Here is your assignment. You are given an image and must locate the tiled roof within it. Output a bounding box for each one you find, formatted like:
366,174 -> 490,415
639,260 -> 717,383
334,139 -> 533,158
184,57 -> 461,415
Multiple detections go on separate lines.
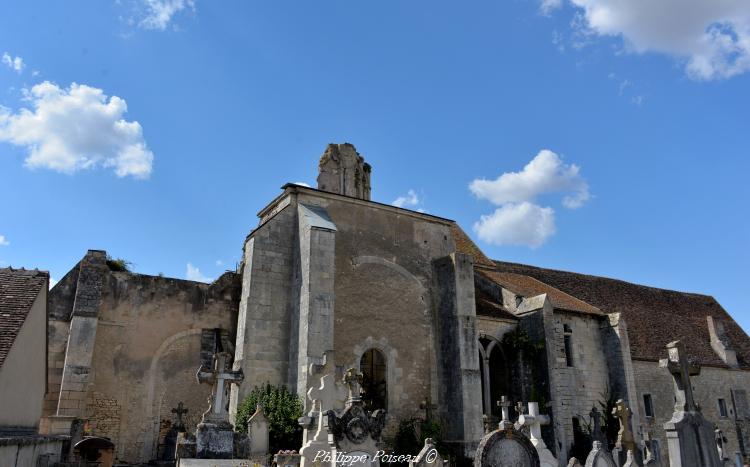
475,287 -> 519,321
493,261 -> 750,369
450,223 -> 495,268
477,269 -> 603,316
0,268 -> 48,369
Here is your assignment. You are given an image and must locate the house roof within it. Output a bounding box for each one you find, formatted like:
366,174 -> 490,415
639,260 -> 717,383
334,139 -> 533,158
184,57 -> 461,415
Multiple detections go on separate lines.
493,261 -> 750,369
0,268 -> 48,369
477,269 -> 603,316
475,287 -> 519,321
450,223 -> 496,268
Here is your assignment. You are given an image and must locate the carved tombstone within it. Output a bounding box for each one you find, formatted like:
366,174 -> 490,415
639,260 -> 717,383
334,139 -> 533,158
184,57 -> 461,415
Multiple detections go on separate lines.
474,420 -> 540,467
568,458 -> 584,467
660,341 -> 722,467
409,438 -> 445,467
611,399 -> 639,465
585,441 -> 617,467
298,358 -> 347,467
326,369 -> 387,467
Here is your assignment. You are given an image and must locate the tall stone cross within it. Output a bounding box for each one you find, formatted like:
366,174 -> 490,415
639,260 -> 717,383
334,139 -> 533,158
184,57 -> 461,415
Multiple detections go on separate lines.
518,402 -> 550,443
196,350 -> 244,423
171,402 -> 188,431
516,401 -> 526,419
497,396 -> 512,422
659,340 -> 701,413
612,399 -> 636,450
420,397 -> 438,421
308,373 -> 348,414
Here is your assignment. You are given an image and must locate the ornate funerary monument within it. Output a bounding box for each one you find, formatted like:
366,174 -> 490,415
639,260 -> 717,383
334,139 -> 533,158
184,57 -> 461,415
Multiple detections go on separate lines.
7,142 -> 750,466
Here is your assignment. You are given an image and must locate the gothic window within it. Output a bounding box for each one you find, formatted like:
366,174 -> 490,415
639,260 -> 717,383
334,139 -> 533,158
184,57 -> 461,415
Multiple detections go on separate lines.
643,394 -> 654,418
719,398 -> 729,417
360,349 -> 387,411
563,324 -> 574,367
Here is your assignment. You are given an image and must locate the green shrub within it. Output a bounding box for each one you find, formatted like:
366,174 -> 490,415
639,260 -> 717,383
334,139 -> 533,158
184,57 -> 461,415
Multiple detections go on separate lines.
235,383 -> 303,454
106,255 -> 132,272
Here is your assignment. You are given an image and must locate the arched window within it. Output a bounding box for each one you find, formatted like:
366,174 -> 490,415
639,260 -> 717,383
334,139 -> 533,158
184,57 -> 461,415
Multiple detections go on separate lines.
360,349 -> 387,411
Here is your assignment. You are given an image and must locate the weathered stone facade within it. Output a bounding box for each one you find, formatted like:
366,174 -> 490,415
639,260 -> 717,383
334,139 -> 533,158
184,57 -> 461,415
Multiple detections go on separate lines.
11,142 -> 748,466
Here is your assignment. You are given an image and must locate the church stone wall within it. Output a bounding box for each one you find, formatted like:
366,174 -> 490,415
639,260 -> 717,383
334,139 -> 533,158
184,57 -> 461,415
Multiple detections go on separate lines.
296,191 -> 458,439
633,360 -> 750,464
45,262 -> 240,464
547,311 -> 611,460
230,203 -> 298,421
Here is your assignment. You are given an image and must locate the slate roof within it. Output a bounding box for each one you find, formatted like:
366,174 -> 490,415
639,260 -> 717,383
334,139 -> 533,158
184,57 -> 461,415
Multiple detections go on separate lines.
478,269 -> 603,316
0,268 -> 48,369
493,261 -> 750,369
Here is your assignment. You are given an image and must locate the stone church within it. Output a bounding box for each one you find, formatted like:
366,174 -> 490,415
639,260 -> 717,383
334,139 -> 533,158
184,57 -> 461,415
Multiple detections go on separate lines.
16,143 -> 750,465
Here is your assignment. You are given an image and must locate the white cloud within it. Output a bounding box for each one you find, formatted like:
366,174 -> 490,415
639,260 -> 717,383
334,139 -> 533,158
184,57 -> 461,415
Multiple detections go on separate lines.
392,189 -> 421,208
474,202 -> 556,248
470,150 -> 589,248
49,277 -> 58,289
469,149 -> 589,209
139,0 -> 195,30
186,262 -> 212,283
541,0 -> 563,16
293,182 -> 310,187
215,259 -> 224,267
0,235 -> 9,246
2,52 -> 24,73
0,81 -> 153,178
551,0 -> 750,80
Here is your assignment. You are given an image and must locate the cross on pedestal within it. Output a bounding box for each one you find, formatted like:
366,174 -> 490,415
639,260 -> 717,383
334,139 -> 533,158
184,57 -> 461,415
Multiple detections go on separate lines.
196,350 -> 244,423
497,396 -> 511,422
659,340 -> 701,413
420,397 -> 438,421
171,401 -> 188,431
612,399 -> 636,450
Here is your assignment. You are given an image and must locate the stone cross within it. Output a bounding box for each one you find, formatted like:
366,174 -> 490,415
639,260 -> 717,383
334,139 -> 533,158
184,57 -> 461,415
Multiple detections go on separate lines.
518,402 -> 550,443
171,402 -> 188,431
516,401 -> 526,420
589,406 -> 605,444
420,397 -> 438,421
497,396 -> 511,422
659,340 -> 701,413
612,399 -> 636,450
196,350 -> 244,423
715,425 -> 728,460
343,367 -> 363,406
307,373 -> 347,414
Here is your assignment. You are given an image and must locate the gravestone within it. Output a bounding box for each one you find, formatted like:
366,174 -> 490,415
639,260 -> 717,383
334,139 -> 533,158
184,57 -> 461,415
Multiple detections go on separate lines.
162,402 -> 189,461
660,340 -> 722,467
568,458 -> 583,467
584,441 -> 616,467
611,399 -> 639,466
248,405 -> 270,465
409,438 -> 445,467
474,420 -> 540,467
194,348 -> 244,459
326,369 -> 387,467
642,430 -> 662,467
298,367 -> 347,467
518,402 -> 557,467
589,407 -> 606,446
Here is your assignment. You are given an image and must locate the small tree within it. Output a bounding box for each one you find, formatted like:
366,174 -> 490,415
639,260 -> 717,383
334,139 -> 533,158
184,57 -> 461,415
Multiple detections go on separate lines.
106,255 -> 132,272
235,383 -> 303,454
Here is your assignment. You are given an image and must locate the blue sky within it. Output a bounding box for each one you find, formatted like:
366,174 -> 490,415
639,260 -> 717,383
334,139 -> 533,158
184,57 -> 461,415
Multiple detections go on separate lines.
1,1 -> 749,331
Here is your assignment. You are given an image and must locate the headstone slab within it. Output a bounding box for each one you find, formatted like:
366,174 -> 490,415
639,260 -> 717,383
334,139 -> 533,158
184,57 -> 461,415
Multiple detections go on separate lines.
410,438 -> 445,467
585,441 -> 617,467
474,422 -> 540,467
568,458 -> 583,467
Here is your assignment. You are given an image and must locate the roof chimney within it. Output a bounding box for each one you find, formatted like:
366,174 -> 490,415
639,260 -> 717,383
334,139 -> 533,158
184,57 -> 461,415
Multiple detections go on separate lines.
317,143 -> 371,200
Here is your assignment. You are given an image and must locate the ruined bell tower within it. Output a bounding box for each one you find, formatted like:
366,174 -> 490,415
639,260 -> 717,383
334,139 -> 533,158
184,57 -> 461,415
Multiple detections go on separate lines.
316,143 -> 372,200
